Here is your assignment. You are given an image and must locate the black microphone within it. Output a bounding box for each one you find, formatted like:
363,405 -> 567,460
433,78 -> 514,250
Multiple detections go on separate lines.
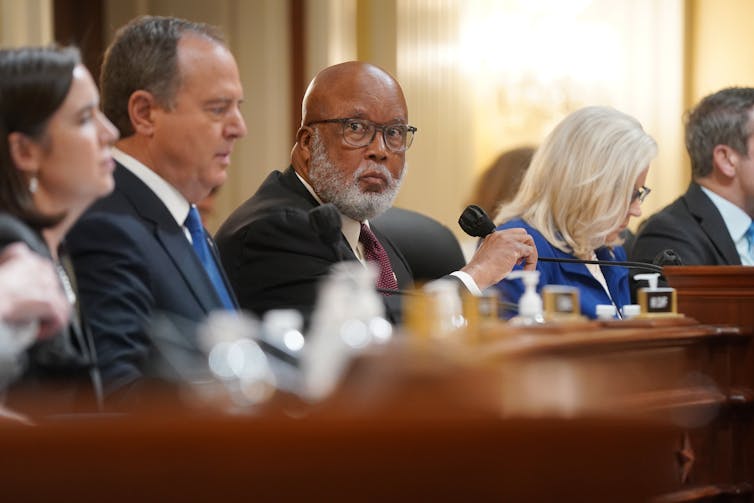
309,203 -> 345,261
459,204 -> 496,237
653,249 -> 683,266
458,204 -> 664,274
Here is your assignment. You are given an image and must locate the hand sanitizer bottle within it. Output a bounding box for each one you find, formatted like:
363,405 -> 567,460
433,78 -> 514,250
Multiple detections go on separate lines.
506,270 -> 545,326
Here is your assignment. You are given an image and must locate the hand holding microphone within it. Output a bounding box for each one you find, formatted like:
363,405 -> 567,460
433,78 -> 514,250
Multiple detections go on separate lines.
458,205 -> 538,290
458,204 -> 670,275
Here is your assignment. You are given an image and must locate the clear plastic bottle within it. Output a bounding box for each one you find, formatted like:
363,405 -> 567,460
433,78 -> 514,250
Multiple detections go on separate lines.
506,270 -> 545,326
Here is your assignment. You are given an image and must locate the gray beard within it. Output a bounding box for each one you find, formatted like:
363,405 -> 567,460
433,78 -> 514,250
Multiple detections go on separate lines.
307,131 -> 404,222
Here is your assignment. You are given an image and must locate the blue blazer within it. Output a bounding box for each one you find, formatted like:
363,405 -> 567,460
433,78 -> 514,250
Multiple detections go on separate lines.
67,164 -> 236,398
494,218 -> 631,319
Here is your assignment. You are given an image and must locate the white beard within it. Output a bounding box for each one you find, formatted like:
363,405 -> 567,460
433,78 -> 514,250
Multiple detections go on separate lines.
307,131 -> 405,222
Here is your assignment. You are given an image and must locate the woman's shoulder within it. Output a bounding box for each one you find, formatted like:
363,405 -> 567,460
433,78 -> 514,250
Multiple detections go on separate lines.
496,218 -> 554,251
496,217 -> 533,232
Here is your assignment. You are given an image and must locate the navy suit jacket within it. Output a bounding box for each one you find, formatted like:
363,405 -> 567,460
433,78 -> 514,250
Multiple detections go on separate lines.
630,182 -> 741,265
66,163 -> 235,397
215,166 -> 413,324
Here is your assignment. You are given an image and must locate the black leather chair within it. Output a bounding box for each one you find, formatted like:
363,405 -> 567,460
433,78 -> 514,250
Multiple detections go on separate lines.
371,207 -> 466,282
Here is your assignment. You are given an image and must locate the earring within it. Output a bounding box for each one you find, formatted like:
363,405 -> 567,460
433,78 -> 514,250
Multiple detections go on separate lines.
29,176 -> 38,194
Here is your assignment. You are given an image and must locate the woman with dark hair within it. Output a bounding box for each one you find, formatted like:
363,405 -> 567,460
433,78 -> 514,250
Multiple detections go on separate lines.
0,46 -> 118,414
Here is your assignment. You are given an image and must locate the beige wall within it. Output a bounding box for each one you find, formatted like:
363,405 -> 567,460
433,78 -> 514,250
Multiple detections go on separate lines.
0,0 -> 51,46
688,0 -> 754,105
3,0 -> 754,236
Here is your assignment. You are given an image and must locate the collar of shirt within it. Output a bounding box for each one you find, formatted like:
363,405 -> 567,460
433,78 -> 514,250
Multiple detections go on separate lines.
293,171 -> 482,295
294,170 -> 364,260
585,251 -> 614,303
113,148 -> 191,229
700,186 -> 753,262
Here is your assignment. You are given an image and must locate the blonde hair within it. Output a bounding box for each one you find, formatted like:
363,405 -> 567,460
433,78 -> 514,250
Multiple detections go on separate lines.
494,106 -> 657,259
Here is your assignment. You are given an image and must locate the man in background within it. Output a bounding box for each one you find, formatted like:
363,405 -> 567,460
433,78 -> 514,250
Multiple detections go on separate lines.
631,87 -> 754,265
216,61 -> 536,322
67,16 -> 246,399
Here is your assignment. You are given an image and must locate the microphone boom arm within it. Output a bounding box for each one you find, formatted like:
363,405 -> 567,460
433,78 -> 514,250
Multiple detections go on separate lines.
538,257 -> 664,274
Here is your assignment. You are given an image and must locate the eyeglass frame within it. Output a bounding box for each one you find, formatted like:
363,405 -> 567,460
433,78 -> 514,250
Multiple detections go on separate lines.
631,185 -> 651,203
306,117 -> 417,152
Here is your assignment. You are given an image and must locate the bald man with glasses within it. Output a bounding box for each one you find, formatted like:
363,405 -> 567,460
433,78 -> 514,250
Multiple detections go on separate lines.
216,61 -> 536,323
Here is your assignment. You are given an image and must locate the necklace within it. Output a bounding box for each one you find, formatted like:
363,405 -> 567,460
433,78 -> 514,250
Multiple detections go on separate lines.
55,262 -> 77,306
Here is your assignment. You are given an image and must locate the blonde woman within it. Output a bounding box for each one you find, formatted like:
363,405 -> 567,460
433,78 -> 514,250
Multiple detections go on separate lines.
493,106 -> 657,319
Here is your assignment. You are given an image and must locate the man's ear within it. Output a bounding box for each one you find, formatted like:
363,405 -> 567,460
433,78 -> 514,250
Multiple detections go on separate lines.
127,90 -> 158,136
296,126 -> 314,158
294,126 -> 314,175
712,144 -> 738,178
7,131 -> 41,175
296,126 -> 313,154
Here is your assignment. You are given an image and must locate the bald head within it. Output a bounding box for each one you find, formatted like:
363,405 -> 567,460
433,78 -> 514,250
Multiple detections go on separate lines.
292,61 -> 411,222
301,61 -> 407,126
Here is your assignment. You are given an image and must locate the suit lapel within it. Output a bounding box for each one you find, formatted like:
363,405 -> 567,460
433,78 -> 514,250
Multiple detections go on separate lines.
281,166 -> 359,264
114,165 -> 224,312
686,183 -> 741,264
280,166 -> 321,207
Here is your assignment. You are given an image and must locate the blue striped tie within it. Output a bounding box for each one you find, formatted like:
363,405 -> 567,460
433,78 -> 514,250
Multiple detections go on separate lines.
185,205 -> 235,310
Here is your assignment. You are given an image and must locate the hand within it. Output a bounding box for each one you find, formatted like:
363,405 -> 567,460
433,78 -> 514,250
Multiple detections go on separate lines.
0,243 -> 71,339
460,228 -> 537,290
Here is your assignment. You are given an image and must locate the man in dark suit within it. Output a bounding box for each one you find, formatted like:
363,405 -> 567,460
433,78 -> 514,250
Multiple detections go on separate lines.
631,87 -> 754,265
216,61 -> 537,323
66,17 -> 246,398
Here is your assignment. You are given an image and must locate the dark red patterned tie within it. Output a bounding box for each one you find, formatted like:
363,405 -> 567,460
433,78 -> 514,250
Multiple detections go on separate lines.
359,223 -> 398,291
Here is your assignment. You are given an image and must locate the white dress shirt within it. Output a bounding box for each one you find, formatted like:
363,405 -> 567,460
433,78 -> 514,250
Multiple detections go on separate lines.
113,148 -> 195,243
294,171 -> 481,294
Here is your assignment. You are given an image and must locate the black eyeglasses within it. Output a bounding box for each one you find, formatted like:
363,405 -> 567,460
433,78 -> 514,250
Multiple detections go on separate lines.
307,117 -> 417,152
631,185 -> 651,203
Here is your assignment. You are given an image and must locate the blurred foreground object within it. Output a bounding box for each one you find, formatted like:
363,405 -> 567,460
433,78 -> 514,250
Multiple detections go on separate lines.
2,315 -> 748,501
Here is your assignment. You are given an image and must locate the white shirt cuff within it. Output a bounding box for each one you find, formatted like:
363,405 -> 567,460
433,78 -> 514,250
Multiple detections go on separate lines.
449,270 -> 482,296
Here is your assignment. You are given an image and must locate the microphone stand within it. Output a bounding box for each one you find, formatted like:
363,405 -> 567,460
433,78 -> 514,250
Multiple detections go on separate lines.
538,257 -> 664,274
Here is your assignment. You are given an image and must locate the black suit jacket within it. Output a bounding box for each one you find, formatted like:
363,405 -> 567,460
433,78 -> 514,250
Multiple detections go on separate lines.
215,167 -> 413,323
0,214 -> 101,412
630,182 -> 741,265
66,163 -> 234,397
